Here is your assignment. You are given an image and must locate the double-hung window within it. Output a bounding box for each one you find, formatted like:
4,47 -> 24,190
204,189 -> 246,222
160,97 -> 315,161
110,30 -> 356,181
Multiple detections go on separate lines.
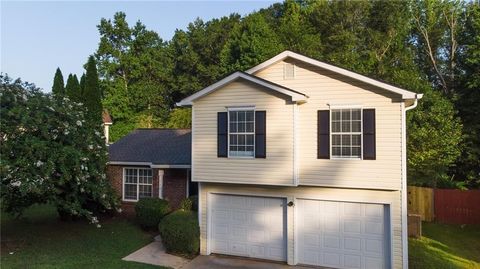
228,109 -> 255,157
123,168 -> 153,201
331,108 -> 362,158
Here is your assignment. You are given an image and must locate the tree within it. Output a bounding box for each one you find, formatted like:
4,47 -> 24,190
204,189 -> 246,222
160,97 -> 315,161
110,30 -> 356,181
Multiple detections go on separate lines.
0,74 -> 119,221
84,56 -> 102,123
166,108 -> 191,129
65,74 -> 82,103
79,73 -> 86,94
96,12 -> 172,140
407,87 -> 463,187
52,68 -> 65,96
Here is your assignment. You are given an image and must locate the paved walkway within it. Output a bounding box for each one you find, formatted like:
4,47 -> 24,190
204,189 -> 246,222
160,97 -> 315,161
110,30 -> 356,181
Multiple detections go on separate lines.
122,235 -> 190,269
182,255 -> 314,269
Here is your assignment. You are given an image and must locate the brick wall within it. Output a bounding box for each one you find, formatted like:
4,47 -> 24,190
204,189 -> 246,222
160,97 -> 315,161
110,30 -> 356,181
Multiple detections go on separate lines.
106,165 -> 188,212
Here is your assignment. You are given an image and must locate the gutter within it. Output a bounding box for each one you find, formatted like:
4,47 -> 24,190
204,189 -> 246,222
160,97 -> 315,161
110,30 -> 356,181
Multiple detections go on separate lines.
401,93 -> 422,269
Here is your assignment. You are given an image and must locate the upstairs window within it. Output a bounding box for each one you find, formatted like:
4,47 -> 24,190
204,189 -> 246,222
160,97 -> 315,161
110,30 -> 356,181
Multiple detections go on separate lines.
228,110 -> 255,157
331,108 -> 362,158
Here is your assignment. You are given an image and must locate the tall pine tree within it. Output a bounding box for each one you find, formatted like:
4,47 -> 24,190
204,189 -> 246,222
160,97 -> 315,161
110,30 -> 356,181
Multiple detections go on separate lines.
52,68 -> 65,96
79,73 -> 86,98
84,56 -> 102,123
65,74 -> 81,102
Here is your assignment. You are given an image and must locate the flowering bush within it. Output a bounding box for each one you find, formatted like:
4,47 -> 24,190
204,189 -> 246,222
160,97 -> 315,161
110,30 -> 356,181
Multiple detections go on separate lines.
0,75 -> 119,222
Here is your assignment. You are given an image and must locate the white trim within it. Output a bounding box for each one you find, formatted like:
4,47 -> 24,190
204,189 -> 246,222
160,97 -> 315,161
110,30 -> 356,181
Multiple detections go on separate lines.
150,164 -> 191,169
401,102 -> 408,269
293,103 -> 299,185
176,71 -> 307,106
110,161 -> 152,166
158,169 -> 164,199
191,179 -> 298,187
108,161 -> 190,169
246,50 -> 421,100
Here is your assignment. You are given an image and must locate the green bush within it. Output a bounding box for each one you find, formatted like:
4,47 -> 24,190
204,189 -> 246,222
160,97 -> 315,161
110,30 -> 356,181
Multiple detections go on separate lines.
158,210 -> 199,255
180,197 -> 193,211
135,198 -> 170,229
189,195 -> 198,211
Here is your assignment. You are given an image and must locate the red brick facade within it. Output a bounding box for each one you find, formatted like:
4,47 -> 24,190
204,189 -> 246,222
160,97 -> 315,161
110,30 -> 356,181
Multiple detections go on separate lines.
106,165 -> 189,213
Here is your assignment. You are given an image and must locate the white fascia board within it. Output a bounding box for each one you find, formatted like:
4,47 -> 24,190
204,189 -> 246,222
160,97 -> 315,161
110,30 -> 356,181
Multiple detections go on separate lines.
176,71 -> 307,107
246,51 -> 420,100
108,161 -> 190,169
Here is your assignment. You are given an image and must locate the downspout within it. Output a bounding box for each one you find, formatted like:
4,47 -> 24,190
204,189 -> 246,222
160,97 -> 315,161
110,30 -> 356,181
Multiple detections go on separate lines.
401,93 -> 422,269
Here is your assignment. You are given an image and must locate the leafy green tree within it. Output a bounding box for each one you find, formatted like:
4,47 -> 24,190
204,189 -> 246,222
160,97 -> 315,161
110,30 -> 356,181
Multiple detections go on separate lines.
166,108 -> 191,129
84,56 -> 102,123
220,12 -> 284,73
454,2 -> 480,187
96,12 -> 172,140
0,74 -> 119,221
407,87 -> 463,187
52,68 -> 65,96
79,73 -> 86,94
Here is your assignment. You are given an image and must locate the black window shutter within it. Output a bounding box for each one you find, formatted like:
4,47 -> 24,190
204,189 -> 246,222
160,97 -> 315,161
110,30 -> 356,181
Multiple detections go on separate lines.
363,109 -> 376,160
317,110 -> 330,159
217,112 -> 228,157
255,111 -> 266,158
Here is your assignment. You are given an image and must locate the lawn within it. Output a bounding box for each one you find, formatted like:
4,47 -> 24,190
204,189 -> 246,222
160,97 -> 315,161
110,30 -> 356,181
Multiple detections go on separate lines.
409,222 -> 480,269
1,204 -> 167,269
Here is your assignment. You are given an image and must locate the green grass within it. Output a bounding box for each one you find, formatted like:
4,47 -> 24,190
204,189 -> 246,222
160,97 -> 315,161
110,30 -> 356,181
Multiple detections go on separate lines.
409,222 -> 480,269
1,204 -> 167,269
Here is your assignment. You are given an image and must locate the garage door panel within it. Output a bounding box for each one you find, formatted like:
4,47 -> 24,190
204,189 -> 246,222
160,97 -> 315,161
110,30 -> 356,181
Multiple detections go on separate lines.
298,199 -> 390,269
211,194 -> 287,261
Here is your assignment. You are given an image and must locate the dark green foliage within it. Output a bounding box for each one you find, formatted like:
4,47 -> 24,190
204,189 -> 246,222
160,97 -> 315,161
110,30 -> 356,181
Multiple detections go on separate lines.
188,195 -> 198,212
135,198 -> 171,229
52,67 -> 64,96
179,197 -> 193,211
84,56 -> 102,123
0,74 -> 119,220
65,74 -> 82,103
158,210 -> 199,255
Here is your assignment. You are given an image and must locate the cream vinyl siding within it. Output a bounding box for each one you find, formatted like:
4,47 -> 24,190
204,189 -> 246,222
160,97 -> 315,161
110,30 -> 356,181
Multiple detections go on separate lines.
254,60 -> 403,190
192,80 -> 295,185
199,183 -> 404,269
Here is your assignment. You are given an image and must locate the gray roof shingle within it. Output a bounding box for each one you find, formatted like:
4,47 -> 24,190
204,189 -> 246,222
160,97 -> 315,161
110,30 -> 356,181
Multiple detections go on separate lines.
108,129 -> 191,165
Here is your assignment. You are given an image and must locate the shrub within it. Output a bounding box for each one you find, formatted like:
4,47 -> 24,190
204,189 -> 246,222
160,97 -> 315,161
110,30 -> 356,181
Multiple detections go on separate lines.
158,210 -> 199,255
180,197 -> 193,211
135,198 -> 170,229
189,195 -> 198,211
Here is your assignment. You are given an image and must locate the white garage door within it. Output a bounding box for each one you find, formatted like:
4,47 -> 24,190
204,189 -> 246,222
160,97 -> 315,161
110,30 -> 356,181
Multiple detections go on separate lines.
298,199 -> 390,269
210,194 -> 287,261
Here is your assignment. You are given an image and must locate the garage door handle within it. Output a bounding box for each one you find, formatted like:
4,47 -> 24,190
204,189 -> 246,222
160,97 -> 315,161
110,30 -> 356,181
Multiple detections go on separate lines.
288,201 -> 294,207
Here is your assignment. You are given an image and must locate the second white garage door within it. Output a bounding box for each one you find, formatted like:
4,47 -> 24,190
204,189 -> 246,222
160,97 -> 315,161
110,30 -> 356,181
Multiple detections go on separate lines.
297,199 -> 390,269
210,194 -> 287,261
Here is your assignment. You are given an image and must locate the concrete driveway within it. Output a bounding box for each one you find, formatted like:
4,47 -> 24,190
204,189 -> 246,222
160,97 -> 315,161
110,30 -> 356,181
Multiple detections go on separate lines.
181,255 -> 315,269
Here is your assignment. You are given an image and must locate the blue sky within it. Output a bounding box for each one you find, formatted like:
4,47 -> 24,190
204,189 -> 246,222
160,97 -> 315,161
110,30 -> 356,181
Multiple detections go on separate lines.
1,1 -> 277,91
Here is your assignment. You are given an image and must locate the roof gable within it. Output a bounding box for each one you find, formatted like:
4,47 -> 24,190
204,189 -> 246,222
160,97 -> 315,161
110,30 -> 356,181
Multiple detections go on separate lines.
246,51 -> 422,100
176,71 -> 307,106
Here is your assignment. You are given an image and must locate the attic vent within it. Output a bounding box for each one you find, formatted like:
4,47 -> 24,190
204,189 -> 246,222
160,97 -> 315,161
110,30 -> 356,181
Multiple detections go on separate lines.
284,63 -> 295,79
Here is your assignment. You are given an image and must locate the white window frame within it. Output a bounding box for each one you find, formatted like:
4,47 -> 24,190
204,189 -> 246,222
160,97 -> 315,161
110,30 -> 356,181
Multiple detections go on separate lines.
329,107 -> 363,160
122,167 -> 153,202
227,106 -> 255,158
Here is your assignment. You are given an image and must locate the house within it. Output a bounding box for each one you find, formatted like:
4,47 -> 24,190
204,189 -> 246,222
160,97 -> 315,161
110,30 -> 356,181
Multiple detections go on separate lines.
177,51 -> 422,269
102,110 -> 113,144
106,128 -> 197,212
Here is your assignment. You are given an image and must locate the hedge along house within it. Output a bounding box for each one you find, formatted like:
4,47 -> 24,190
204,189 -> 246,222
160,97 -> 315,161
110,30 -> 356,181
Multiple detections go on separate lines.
107,129 -> 197,212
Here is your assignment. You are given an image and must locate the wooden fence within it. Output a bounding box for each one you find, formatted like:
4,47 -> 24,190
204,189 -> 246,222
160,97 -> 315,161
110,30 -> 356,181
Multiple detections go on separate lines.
408,186 -> 480,224
407,186 -> 434,221
434,189 -> 480,224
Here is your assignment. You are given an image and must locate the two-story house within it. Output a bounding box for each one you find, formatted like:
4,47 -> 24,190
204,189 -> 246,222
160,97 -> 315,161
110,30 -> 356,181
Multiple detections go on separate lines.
177,51 -> 422,269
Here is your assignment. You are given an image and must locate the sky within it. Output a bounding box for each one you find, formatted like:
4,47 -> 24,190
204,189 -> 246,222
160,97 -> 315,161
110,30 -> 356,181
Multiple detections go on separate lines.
1,1 -> 278,92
